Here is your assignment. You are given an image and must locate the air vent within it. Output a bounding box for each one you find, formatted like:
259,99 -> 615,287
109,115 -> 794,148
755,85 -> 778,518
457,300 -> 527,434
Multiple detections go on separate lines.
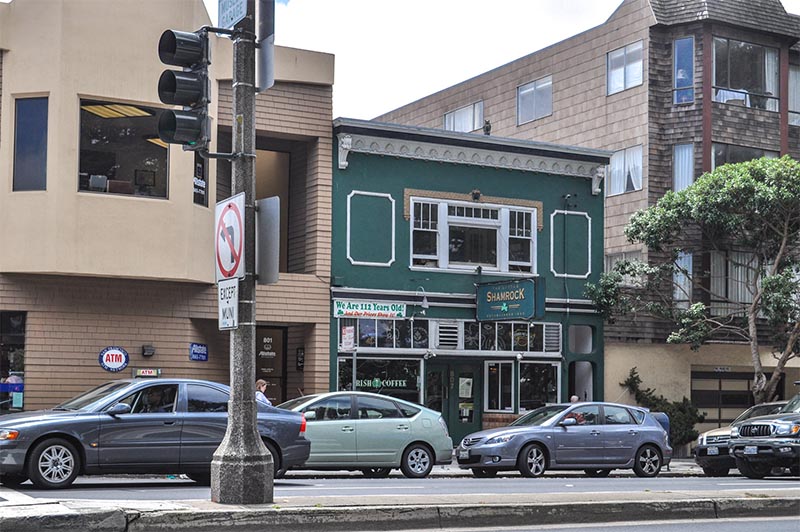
436,321 -> 460,349
544,323 -> 561,352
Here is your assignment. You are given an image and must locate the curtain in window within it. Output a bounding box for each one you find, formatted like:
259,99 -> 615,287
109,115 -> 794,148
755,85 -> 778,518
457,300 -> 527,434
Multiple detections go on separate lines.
625,145 -> 642,191
608,150 -> 625,195
673,144 -> 694,191
790,66 -> 800,124
626,41 -> 643,88
673,252 -> 692,309
710,251 -> 727,315
765,48 -> 779,112
608,48 -> 625,94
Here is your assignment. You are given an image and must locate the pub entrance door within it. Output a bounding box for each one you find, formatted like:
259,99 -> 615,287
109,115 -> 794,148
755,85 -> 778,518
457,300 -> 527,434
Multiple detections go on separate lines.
425,360 -> 482,445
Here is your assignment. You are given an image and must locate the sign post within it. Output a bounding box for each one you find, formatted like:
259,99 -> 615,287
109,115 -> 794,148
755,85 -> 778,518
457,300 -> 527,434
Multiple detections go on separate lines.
211,0 -> 273,505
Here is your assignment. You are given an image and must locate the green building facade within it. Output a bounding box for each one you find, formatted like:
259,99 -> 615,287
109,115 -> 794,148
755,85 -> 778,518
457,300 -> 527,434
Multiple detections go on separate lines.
331,119 -> 610,443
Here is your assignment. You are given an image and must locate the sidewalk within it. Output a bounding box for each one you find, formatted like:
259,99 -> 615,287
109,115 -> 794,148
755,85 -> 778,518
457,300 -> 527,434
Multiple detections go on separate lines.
2,460 -> 797,532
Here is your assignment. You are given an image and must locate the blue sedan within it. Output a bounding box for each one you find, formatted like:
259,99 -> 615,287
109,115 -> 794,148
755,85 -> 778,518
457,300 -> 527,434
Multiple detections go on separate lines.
0,379 -> 309,489
456,402 -> 671,478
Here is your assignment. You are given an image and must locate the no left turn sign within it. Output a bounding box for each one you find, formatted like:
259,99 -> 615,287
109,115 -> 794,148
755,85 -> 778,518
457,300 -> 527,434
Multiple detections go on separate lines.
215,192 -> 245,282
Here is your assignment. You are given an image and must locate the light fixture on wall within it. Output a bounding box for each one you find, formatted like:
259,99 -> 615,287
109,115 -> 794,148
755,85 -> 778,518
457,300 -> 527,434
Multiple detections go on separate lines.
416,286 -> 429,311
142,345 -> 156,357
471,189 -> 481,201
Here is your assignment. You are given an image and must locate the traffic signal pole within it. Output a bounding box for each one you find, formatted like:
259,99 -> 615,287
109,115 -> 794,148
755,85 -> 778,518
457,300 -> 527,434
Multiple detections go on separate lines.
210,2 -> 273,504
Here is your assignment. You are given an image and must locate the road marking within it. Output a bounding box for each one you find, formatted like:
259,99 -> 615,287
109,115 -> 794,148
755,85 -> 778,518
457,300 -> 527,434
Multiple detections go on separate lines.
277,486 -> 429,491
0,487 -> 43,505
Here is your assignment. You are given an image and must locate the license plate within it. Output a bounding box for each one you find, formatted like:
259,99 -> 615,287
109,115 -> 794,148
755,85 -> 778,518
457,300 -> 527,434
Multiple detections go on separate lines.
744,445 -> 758,455
707,446 -> 719,456
458,449 -> 470,460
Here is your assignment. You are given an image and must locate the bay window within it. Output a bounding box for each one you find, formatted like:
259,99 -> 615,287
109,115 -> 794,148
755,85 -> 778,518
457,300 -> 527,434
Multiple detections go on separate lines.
411,198 -> 536,274
713,37 -> 778,111
673,252 -> 693,310
673,37 -> 695,104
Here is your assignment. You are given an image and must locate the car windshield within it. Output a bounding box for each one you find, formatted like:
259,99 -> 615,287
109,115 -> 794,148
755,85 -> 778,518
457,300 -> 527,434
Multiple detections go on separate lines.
54,381 -> 131,411
778,394 -> 800,414
733,403 -> 783,424
510,405 -> 567,426
277,395 -> 320,410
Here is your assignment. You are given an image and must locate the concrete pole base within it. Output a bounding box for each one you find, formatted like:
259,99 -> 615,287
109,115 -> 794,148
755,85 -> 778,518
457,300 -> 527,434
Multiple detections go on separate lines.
211,447 -> 274,504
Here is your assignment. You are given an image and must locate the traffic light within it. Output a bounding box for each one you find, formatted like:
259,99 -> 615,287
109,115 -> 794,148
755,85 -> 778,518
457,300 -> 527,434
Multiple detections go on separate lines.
157,29 -> 210,150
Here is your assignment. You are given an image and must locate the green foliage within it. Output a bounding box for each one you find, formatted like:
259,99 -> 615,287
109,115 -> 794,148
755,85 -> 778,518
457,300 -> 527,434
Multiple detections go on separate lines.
620,368 -> 704,447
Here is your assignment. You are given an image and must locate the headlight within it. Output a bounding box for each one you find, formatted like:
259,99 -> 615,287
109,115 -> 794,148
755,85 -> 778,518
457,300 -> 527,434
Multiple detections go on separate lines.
697,434 -> 704,446
774,423 -> 800,436
485,434 -> 515,445
730,426 -> 740,438
0,429 -> 19,440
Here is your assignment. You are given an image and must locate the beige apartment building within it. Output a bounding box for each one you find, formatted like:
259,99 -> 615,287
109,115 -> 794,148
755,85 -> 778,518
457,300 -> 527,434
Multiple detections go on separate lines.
377,0 -> 800,432
0,0 -> 334,412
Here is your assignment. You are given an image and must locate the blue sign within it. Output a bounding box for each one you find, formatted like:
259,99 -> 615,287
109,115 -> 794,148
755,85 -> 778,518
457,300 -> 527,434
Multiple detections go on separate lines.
98,347 -> 130,372
476,279 -> 544,321
190,343 -> 209,362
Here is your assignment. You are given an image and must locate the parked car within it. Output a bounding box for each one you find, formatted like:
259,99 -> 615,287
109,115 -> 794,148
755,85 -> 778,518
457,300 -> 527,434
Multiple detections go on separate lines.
693,401 -> 787,477
277,391 -> 452,478
728,393 -> 800,479
456,402 -> 672,478
0,379 -> 310,489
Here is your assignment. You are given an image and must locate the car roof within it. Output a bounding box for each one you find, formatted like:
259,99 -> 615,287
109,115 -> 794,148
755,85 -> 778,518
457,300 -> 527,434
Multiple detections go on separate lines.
288,390 -> 437,412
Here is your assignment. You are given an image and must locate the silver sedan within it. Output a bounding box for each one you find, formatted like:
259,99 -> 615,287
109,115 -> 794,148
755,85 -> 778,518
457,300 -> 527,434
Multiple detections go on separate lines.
456,402 -> 671,478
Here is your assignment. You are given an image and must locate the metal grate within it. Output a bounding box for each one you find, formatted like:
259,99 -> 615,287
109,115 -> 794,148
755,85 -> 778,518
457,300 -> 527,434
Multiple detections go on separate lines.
706,435 -> 730,444
544,323 -> 561,352
740,424 -> 772,437
436,321 -> 460,349
461,437 -> 483,448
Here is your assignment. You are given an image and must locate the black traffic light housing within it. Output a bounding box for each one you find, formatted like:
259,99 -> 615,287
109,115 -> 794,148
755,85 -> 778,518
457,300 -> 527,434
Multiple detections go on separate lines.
157,29 -> 210,151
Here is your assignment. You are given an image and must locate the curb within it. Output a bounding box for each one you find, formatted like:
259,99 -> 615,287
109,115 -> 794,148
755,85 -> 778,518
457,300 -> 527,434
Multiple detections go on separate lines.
3,497 -> 798,532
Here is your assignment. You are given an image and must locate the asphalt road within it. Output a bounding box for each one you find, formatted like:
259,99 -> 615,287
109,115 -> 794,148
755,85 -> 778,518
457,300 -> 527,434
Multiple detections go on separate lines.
7,474 -> 800,502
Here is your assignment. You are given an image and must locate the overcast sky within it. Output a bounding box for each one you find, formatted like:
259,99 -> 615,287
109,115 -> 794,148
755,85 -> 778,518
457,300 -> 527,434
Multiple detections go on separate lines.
202,0 -> 800,120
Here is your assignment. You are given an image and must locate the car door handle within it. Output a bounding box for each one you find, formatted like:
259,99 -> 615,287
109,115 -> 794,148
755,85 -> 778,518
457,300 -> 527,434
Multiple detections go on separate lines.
590,430 -> 600,436
396,424 -> 409,431
341,426 -> 354,432
628,429 -> 638,435
163,420 -> 176,426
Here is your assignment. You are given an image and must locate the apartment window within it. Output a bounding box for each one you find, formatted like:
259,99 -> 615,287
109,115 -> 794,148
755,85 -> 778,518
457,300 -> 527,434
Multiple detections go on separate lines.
13,97 -> 48,191
517,76 -> 553,124
605,250 -> 643,286
790,65 -> 800,126
712,143 -> 778,169
673,252 -> 692,310
79,99 -> 168,198
444,101 -> 483,132
518,362 -> 559,411
607,145 -> 642,196
607,41 -> 643,95
411,199 -> 536,274
673,144 -> 694,191
673,37 -> 695,104
486,361 -> 513,411
713,37 -> 778,111
710,251 -> 757,316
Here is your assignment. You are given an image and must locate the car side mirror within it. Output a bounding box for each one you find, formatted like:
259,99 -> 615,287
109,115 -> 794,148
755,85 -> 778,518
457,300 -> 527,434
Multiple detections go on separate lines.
560,417 -> 577,427
303,410 -> 317,421
107,403 -> 131,417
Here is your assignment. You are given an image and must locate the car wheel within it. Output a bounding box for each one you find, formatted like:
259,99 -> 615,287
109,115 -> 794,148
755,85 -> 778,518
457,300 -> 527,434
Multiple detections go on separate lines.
633,445 -> 662,478
400,443 -> 433,478
790,466 -> 800,477
471,468 -> 498,478
735,458 -> 769,479
187,473 -> 211,486
584,469 -> 611,478
0,474 -> 28,487
27,438 -> 80,489
263,441 -> 286,479
361,468 -> 392,478
517,443 -> 547,478
701,466 -> 730,477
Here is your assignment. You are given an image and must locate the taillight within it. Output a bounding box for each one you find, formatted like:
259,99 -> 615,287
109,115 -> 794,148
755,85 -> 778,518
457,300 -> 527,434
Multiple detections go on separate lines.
300,413 -> 306,434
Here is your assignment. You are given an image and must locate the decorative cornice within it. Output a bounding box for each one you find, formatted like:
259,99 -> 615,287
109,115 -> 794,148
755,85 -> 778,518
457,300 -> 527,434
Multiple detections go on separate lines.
337,132 -> 606,185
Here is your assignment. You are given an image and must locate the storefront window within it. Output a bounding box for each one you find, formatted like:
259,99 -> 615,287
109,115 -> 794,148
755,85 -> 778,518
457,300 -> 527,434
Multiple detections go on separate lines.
486,361 -> 513,411
0,312 -> 26,412
338,358 -> 421,404
519,363 -> 559,411
341,318 -> 429,350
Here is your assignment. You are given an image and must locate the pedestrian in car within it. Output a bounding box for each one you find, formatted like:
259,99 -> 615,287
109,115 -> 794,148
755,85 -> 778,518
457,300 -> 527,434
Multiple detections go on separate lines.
570,395 -> 580,403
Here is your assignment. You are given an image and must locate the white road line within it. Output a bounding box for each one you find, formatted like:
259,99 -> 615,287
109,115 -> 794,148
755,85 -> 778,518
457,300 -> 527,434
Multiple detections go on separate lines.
0,487 -> 45,505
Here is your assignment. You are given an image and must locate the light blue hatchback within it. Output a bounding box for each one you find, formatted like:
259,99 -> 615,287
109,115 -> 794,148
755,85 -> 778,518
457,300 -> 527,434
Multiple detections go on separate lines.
456,402 -> 671,478
279,391 -> 452,478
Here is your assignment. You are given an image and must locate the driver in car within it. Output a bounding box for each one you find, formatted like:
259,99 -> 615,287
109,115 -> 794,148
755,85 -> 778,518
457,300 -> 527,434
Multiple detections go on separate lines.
142,387 -> 170,413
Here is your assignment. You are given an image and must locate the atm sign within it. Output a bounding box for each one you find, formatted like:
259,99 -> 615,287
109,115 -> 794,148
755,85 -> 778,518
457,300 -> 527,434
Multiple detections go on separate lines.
98,346 -> 130,373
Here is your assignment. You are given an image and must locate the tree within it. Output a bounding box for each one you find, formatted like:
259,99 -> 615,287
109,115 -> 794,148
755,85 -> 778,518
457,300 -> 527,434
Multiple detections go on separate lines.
586,156 -> 800,404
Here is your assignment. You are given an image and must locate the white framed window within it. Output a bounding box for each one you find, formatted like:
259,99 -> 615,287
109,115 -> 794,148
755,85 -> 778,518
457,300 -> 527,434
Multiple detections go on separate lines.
519,362 -> 560,411
410,198 -> 537,274
607,41 -> 643,95
673,143 -> 694,191
444,101 -> 483,132
710,251 -> 757,316
485,361 -> 513,412
605,250 -> 643,286
673,37 -> 695,104
517,76 -> 553,124
673,252 -> 693,309
607,145 -> 642,196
